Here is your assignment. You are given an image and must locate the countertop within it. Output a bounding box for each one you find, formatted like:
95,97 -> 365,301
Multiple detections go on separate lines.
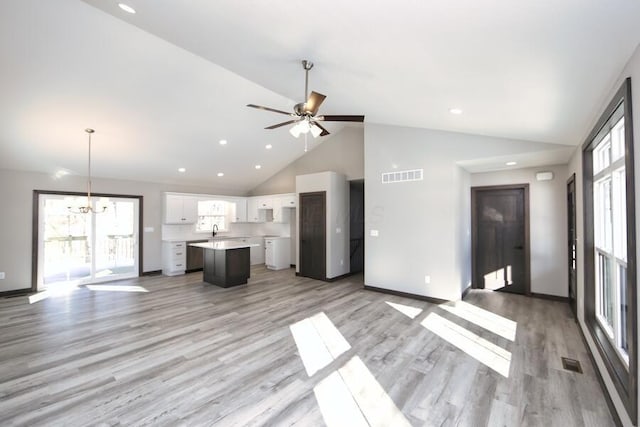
189,241 -> 260,250
163,235 -> 287,243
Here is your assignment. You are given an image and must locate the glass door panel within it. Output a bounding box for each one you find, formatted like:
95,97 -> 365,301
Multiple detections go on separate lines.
38,193 -> 139,290
42,195 -> 92,289
94,198 -> 139,281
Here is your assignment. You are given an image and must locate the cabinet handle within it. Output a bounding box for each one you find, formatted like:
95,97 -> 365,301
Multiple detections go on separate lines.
175,244 -> 183,247
176,264 -> 183,267
176,252 -> 183,255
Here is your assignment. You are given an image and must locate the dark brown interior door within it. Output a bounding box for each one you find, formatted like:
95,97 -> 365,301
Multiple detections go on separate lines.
567,174 -> 577,318
300,192 -> 326,280
472,185 -> 529,295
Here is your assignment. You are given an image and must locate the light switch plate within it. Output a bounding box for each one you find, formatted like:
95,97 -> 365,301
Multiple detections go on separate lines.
370,230 -> 379,237
336,227 -> 341,234
0,272 -> 5,280
144,227 -> 154,232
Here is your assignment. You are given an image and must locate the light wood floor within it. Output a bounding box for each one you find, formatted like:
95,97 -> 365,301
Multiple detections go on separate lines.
0,267 -> 614,426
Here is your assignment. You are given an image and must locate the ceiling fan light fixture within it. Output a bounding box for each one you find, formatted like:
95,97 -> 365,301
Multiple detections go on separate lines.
310,123 -> 322,138
289,123 -> 302,138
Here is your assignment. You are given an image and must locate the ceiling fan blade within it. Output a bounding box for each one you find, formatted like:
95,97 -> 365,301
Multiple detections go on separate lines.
304,91 -> 326,115
265,119 -> 299,130
247,104 -> 293,116
317,115 -> 365,122
312,122 -> 330,137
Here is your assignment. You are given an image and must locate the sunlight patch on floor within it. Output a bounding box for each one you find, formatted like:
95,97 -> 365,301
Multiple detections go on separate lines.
314,356 -> 412,427
85,285 -> 149,293
314,370 -> 369,427
385,301 -> 423,319
439,300 -> 517,341
28,291 -> 50,304
422,312 -> 511,377
289,312 -> 351,376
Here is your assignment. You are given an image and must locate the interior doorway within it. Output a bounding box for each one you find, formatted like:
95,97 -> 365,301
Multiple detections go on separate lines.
471,184 -> 530,295
350,180 -> 364,274
567,174 -> 577,318
299,191 -> 326,280
33,191 -> 142,292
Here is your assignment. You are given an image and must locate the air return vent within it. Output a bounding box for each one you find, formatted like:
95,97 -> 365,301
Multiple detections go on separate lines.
382,169 -> 423,184
561,357 -> 583,373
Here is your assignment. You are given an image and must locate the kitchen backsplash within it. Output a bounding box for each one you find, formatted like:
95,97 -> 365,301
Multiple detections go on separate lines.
162,221 -> 291,241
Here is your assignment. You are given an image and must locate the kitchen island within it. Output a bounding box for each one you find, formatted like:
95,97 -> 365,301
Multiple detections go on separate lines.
189,241 -> 259,287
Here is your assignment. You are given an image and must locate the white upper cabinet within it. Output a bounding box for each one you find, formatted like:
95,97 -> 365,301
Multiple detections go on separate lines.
229,198 -> 247,223
256,197 -> 273,210
164,193 -> 198,224
280,193 -> 297,208
247,197 -> 265,223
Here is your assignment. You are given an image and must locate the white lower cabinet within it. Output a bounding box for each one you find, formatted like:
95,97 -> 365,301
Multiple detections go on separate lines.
238,237 -> 264,265
162,241 -> 187,276
265,237 -> 291,270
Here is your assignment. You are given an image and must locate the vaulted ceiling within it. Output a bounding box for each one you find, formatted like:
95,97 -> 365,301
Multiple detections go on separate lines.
1,0 -> 640,191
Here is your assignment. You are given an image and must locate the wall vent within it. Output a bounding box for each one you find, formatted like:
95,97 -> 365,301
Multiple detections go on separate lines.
382,169 -> 423,184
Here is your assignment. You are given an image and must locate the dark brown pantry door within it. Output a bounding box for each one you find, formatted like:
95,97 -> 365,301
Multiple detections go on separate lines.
567,174 -> 577,318
472,185 -> 530,295
299,192 -> 326,280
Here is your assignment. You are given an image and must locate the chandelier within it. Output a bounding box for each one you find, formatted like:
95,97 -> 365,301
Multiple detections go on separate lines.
67,128 -> 108,214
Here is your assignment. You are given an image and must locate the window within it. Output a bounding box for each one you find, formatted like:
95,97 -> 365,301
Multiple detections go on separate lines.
196,200 -> 228,232
583,78 -> 636,420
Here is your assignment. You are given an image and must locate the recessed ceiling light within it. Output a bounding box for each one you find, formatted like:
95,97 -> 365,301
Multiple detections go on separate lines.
54,170 -> 69,178
178,167 -> 186,173
265,144 -> 272,149
217,172 -> 224,177
118,3 -> 136,14
219,139 -> 228,145
449,108 -> 463,115
255,165 -> 261,169
506,161 -> 517,166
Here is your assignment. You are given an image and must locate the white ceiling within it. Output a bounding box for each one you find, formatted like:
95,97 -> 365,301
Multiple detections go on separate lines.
2,0 -> 640,191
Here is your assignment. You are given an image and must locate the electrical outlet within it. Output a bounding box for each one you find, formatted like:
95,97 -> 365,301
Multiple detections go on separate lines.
424,275 -> 430,284
0,272 -> 5,280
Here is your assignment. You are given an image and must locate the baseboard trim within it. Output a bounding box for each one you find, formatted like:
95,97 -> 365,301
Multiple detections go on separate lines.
577,322 -> 623,427
294,272 -> 354,282
0,288 -> 32,298
141,270 -> 162,277
530,292 -> 570,303
363,285 -> 449,304
461,285 -> 472,300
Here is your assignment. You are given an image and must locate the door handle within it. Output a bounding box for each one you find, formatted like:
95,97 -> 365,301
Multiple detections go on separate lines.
513,245 -> 523,250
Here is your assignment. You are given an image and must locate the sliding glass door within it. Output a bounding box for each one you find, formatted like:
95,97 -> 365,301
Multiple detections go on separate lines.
37,193 -> 140,291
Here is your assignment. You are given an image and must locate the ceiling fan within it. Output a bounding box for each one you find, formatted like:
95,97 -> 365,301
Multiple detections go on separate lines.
247,60 -> 364,138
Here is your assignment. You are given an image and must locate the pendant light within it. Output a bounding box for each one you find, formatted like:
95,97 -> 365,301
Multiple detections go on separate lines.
67,128 -> 107,214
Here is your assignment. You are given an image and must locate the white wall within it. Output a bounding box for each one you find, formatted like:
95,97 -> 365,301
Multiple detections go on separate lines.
0,168 -> 241,292
471,164 -> 569,297
364,122 -> 574,301
567,42 -> 640,427
251,126 -> 363,196
455,166 -> 472,294
295,171 -> 350,279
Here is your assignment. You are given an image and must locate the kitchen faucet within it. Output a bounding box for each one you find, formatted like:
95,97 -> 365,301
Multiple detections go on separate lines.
212,224 -> 218,238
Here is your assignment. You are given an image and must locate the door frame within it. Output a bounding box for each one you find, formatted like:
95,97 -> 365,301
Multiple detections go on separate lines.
471,184 -> 531,295
299,191 -> 326,280
567,173 -> 577,318
32,190 -> 144,293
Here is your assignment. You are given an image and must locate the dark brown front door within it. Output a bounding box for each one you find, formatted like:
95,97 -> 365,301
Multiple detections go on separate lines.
567,174 -> 577,318
300,192 -> 326,280
472,185 -> 530,295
